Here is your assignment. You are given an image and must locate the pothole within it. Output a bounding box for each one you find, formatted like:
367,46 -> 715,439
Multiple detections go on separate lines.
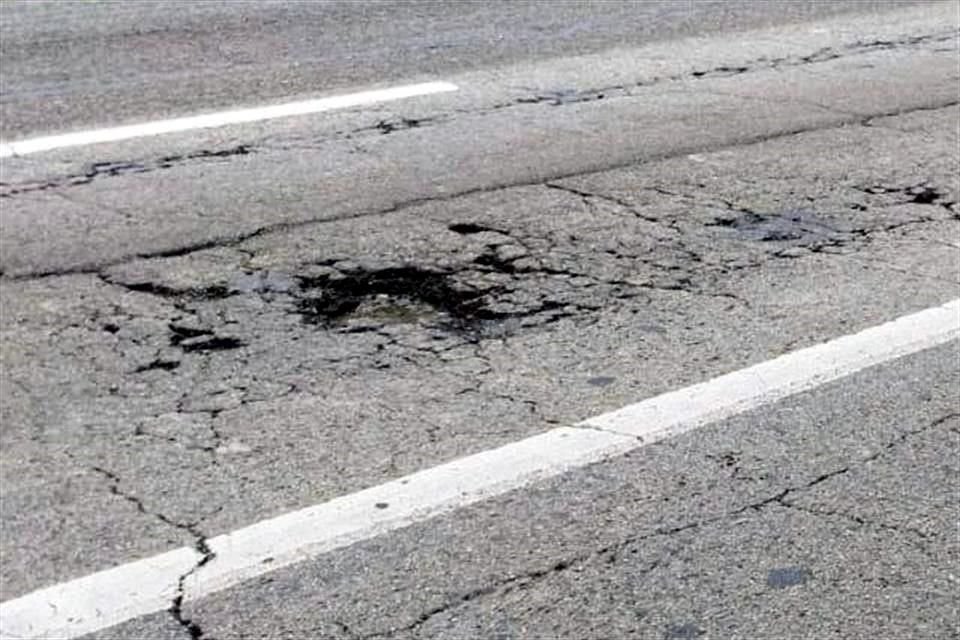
295,265 -> 495,332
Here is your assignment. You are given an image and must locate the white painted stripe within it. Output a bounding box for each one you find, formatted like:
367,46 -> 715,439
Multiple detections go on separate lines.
0,82 -> 458,158
0,549 -> 200,640
581,299 -> 960,438
2,299 -> 958,640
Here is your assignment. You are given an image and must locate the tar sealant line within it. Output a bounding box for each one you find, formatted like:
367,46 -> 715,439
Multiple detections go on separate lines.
1,298 -> 958,640
0,82 -> 459,158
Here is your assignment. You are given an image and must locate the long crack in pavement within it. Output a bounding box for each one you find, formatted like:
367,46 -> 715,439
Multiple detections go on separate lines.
0,28 -> 954,206
355,411 -> 958,640
88,465 -> 218,639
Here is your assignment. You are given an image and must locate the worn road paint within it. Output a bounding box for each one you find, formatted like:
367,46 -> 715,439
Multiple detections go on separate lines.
0,82 -> 459,158
1,298 -> 957,640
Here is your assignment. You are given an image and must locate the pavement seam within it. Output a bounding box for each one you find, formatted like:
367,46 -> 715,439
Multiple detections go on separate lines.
3,31 -> 954,200
2,98 -> 957,283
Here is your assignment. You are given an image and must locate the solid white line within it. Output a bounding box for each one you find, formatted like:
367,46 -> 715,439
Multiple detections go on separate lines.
1,299 -> 958,640
580,298 -> 960,438
0,82 -> 459,158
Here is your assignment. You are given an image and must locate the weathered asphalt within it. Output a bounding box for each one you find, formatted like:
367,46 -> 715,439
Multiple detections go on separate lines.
91,339 -> 960,640
0,3 -> 958,639
0,0 -> 922,138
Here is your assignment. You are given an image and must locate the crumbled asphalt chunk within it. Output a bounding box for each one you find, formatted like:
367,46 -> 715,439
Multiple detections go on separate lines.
855,183 -> 957,211
169,324 -> 214,344
169,324 -> 245,353
448,222 -> 505,235
177,336 -> 246,353
133,359 -> 181,373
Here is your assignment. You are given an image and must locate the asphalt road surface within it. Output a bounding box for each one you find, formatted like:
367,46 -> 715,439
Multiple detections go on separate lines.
1,2 -> 958,639
0,0 -> 924,138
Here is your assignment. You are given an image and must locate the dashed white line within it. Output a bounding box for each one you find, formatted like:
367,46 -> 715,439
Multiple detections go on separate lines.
1,298 -> 958,640
0,81 -> 459,158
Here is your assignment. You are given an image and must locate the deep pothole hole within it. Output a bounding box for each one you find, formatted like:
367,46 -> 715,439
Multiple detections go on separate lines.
295,265 -> 494,331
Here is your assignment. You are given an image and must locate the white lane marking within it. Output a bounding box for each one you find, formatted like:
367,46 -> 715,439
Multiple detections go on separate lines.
0,550 -> 199,640
581,299 -> 960,438
1,299 -> 958,640
0,82 -> 459,158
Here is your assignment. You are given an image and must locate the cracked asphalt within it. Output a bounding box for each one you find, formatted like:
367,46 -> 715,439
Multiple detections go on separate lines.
0,0 -> 923,139
84,341 -> 960,640
1,3 -> 958,639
